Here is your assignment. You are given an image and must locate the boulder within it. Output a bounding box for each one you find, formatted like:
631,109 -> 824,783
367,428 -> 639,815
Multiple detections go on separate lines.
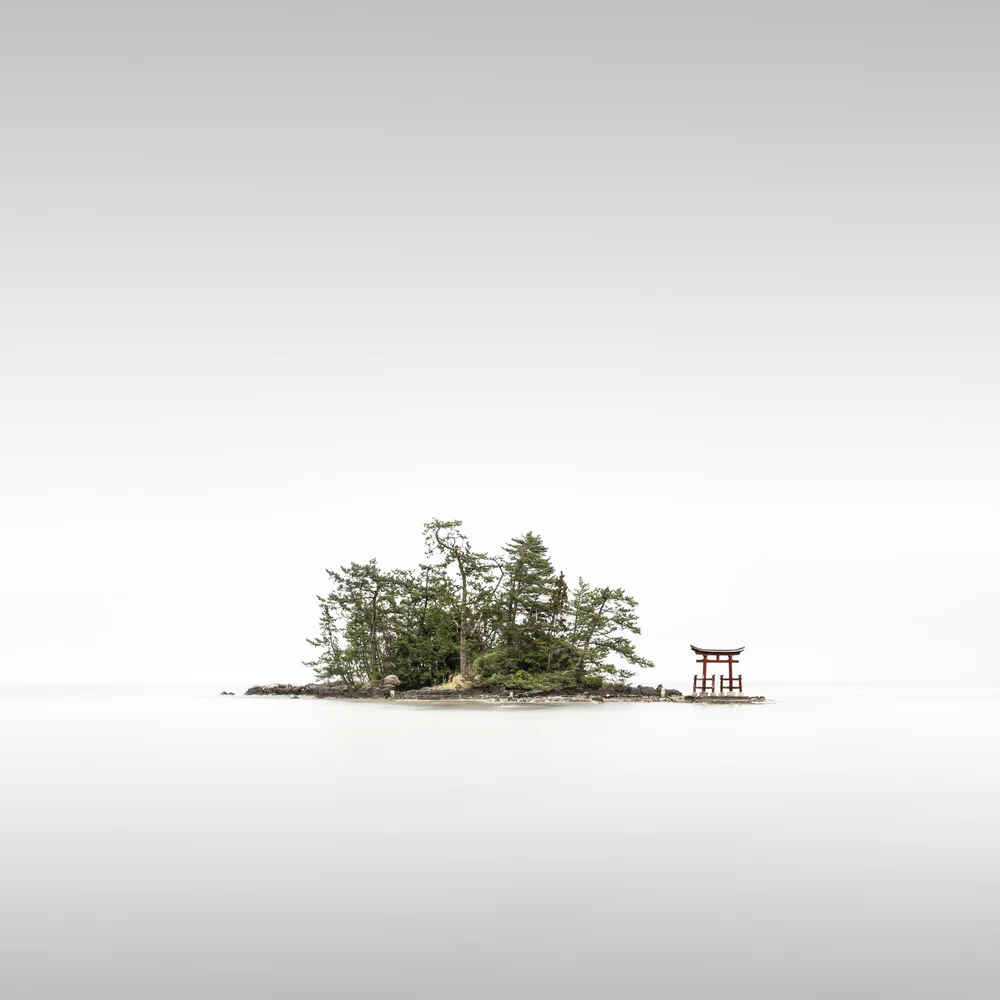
381,674 -> 402,689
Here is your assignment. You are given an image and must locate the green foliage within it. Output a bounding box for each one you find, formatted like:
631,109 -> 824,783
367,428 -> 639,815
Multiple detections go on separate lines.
475,666 -> 604,692
422,519 -> 503,680
566,581 -> 654,682
306,519 -> 655,689
389,564 -> 459,687
498,532 -> 557,671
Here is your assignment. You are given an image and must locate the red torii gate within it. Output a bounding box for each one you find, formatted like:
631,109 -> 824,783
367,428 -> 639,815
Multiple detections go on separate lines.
691,645 -> 745,696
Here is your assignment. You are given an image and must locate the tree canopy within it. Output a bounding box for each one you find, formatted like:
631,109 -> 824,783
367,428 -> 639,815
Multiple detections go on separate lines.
305,519 -> 654,691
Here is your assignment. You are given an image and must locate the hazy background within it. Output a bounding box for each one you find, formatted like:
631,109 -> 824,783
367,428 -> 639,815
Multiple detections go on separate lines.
2,1 -> 997,689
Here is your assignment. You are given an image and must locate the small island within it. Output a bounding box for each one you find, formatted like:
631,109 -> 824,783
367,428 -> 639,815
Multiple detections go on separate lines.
245,519 -> 764,704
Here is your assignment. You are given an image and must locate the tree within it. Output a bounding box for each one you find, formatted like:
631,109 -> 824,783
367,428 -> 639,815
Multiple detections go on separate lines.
422,519 -> 503,681
389,564 -> 459,687
304,597 -> 353,683
307,559 -> 406,684
496,531 -> 557,672
544,570 -> 571,672
566,580 -> 655,684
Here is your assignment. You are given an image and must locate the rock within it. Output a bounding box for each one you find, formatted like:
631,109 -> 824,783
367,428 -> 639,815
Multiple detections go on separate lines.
381,674 -> 402,689
219,691 -> 235,696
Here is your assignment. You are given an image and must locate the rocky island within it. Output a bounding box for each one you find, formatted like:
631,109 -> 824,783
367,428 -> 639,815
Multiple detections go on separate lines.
243,677 -> 766,704
245,677 -> 683,703
249,519 -> 765,705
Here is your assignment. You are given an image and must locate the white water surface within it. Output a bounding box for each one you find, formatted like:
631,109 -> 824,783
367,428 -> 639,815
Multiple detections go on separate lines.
2,684 -> 997,999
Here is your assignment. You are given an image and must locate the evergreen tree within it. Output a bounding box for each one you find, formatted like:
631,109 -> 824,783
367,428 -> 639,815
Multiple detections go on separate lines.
306,559 -> 406,684
389,564 -> 459,687
566,580 -> 654,684
422,519 -> 503,681
495,531 -> 557,672
544,570 -> 571,671
304,598 -> 352,683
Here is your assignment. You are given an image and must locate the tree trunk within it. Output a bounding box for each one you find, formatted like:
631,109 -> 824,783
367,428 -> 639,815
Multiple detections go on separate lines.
458,572 -> 472,680
459,625 -> 471,680
369,581 -> 380,680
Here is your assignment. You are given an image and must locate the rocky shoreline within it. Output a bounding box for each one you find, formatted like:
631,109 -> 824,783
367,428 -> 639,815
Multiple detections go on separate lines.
241,682 -> 766,705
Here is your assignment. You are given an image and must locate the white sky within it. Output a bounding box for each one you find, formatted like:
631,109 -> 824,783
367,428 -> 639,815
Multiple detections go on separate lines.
2,2 -> 997,688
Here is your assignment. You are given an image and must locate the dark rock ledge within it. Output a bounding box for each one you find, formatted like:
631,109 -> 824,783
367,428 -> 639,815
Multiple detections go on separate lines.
239,682 -> 733,704
683,695 -> 767,704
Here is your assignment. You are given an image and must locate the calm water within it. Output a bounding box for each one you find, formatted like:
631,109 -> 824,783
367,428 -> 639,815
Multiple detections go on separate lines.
1,684 -> 998,999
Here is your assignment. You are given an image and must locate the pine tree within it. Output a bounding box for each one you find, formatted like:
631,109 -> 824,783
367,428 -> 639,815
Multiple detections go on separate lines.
389,564 -> 459,687
497,531 -> 557,672
567,580 -> 655,684
310,559 -> 406,683
304,598 -> 352,682
422,519 -> 503,681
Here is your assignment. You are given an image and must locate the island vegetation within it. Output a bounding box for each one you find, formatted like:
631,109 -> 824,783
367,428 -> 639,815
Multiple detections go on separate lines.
303,519 -> 655,694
